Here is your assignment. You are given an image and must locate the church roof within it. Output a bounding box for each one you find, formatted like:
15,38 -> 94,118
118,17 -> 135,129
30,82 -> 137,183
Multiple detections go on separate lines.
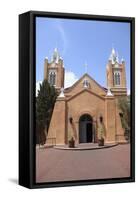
64,73 -> 107,93
108,48 -> 124,65
66,87 -> 106,102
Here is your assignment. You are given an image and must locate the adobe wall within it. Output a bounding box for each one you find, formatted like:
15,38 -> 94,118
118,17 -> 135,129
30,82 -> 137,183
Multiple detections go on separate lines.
47,97 -> 66,145
66,89 -> 105,143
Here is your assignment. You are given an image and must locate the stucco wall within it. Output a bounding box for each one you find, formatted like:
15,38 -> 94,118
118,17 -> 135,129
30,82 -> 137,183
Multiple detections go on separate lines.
67,89 -> 105,143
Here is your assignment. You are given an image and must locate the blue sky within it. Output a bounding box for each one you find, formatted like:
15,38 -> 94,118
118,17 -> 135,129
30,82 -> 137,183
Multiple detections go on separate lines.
36,17 -> 130,91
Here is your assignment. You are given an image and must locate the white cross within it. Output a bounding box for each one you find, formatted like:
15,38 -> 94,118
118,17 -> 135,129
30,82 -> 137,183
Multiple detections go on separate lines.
84,62 -> 88,74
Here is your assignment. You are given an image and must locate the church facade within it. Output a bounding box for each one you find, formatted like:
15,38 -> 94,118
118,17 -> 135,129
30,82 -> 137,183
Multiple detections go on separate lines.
44,48 -> 127,145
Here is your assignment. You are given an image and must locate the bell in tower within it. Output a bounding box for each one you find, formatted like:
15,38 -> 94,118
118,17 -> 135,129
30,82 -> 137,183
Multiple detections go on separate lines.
44,48 -> 65,91
106,48 -> 127,96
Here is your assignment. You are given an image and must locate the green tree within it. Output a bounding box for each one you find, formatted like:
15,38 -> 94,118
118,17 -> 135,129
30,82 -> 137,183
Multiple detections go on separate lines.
118,95 -> 130,140
36,80 -> 57,145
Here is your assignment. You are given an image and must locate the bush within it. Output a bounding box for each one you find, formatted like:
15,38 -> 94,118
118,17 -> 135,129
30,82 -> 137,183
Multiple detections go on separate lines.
68,137 -> 75,148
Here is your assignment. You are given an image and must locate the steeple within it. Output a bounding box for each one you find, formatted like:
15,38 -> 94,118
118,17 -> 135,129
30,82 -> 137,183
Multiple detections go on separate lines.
51,47 -> 60,64
121,57 -> 125,63
44,48 -> 65,90
116,51 -> 119,63
109,48 -> 119,64
106,48 -> 127,96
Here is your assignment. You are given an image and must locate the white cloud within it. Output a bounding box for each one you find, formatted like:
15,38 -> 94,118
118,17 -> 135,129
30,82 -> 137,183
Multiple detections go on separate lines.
64,70 -> 78,88
36,71 -> 78,96
127,89 -> 130,95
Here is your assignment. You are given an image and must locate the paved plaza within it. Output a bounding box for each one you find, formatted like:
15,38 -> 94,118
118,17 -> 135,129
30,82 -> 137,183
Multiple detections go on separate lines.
36,144 -> 130,183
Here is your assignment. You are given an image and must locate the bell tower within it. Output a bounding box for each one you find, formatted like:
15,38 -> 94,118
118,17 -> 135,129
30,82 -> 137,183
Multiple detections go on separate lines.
44,48 -> 65,91
106,48 -> 127,96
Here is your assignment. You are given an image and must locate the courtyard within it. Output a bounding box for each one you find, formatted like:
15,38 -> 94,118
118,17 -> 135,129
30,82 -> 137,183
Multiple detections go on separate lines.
36,144 -> 130,183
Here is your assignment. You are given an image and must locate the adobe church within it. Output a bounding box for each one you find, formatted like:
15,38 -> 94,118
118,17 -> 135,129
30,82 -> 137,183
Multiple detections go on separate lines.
44,48 -> 127,145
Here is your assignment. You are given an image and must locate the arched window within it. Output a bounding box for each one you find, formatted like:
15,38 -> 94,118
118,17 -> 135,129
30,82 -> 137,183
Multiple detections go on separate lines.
117,73 -> 120,85
83,79 -> 89,88
114,72 -> 120,86
49,71 -> 56,86
52,72 -> 56,85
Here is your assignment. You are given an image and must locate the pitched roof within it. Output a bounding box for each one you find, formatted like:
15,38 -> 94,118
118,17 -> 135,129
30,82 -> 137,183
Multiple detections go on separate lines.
64,73 -> 107,93
66,88 -> 105,102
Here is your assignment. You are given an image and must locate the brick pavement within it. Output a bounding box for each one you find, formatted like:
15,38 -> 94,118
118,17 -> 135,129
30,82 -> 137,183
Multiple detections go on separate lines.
36,144 -> 130,183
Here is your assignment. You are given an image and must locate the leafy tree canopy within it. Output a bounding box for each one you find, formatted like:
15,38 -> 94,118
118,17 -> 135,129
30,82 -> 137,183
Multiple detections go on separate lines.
36,80 -> 57,144
118,95 -> 130,140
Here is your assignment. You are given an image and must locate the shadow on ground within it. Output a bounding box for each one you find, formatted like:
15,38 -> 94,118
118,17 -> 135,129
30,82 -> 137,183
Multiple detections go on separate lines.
8,178 -> 18,185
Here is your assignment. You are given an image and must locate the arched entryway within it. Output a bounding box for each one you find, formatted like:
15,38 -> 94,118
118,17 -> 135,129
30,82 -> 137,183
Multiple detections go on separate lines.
79,114 -> 94,143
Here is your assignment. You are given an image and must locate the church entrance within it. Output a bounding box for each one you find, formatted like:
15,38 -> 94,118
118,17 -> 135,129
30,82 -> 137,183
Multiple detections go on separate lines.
79,114 -> 93,143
